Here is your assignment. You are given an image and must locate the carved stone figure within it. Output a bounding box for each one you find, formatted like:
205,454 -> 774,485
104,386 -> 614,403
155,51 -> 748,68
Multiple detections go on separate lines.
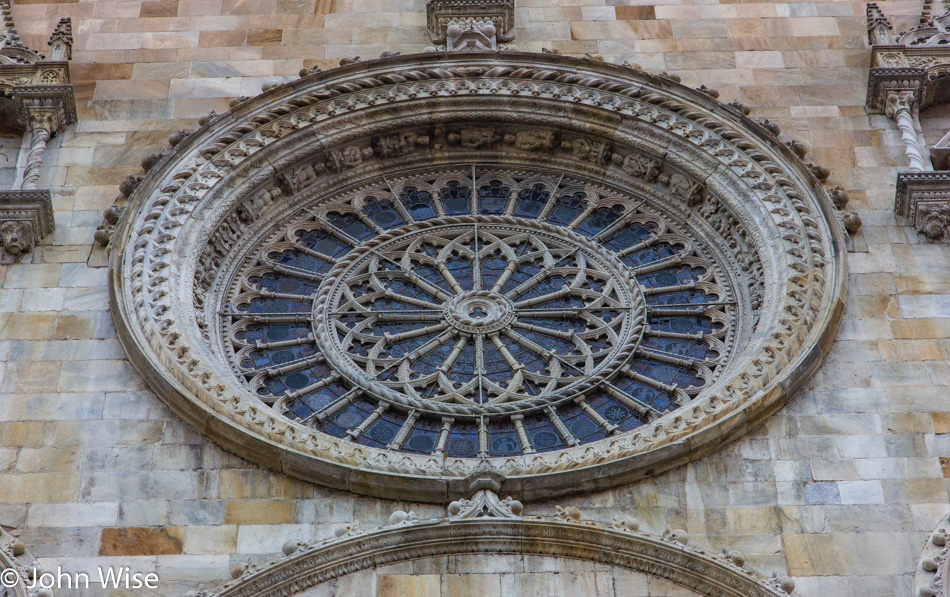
1,220 -> 33,261
613,152 -> 661,183
503,129 -> 556,152
325,146 -> 373,171
374,131 -> 430,158
448,126 -> 499,149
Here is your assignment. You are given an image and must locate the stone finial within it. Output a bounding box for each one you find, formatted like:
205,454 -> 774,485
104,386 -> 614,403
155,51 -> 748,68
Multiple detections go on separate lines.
867,3 -> 894,45
47,17 -> 72,61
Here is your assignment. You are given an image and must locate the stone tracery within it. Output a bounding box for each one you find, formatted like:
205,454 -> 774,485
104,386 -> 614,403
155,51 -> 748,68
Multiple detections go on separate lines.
109,51 -> 847,501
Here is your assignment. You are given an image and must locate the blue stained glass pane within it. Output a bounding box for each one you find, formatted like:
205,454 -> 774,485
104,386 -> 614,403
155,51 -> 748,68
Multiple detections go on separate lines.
413,339 -> 456,376
440,181 -> 471,215
401,187 -> 436,220
447,423 -> 479,457
481,254 -> 509,289
500,337 -> 547,374
263,364 -> 335,396
649,316 -> 718,335
524,415 -> 564,452
512,275 -> 568,302
558,404 -> 606,442
362,197 -> 404,229
412,264 -> 454,294
500,262 -> 542,294
402,418 -> 441,454
327,212 -> 375,241
358,410 -> 406,448
629,358 -> 703,390
616,377 -> 678,411
602,222 -> 658,251
587,393 -> 645,432
449,342 -> 477,386
483,342 -> 512,385
237,323 -> 311,344
446,255 -> 473,290
647,290 -> 719,306
237,297 -> 311,314
269,250 -> 335,275
514,185 -> 550,219
381,331 -> 441,361
489,421 -> 521,456
294,229 -> 350,257
642,337 -> 716,360
249,273 -> 320,296
518,329 -> 575,355
637,265 -> 706,289
479,180 -> 511,214
621,242 -> 682,267
577,205 -> 624,237
545,192 -> 587,226
384,278 -> 435,301
518,317 -> 586,334
284,382 -> 349,419
242,344 -> 317,372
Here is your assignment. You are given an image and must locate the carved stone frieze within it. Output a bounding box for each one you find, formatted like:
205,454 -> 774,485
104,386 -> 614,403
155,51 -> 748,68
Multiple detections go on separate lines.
0,190 -> 53,262
206,491 -> 800,597
108,52 -> 847,502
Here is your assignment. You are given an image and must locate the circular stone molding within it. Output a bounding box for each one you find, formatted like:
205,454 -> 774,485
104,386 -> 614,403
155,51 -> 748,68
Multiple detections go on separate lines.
109,51 -> 848,501
916,512 -> 950,597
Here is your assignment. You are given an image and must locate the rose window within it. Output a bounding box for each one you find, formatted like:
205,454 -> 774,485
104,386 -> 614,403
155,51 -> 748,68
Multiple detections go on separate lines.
111,53 -> 845,499
224,168 -> 732,458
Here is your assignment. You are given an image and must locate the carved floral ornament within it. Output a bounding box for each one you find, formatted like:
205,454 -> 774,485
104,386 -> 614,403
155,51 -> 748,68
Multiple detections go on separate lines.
0,528 -> 51,597
196,485 -> 800,597
109,52 -> 848,501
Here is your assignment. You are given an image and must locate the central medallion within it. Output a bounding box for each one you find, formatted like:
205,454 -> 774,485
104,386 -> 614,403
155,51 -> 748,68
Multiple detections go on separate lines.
442,291 -> 515,334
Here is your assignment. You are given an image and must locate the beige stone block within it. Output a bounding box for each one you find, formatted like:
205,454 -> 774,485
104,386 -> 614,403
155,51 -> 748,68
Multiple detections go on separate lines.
376,575 -> 439,597
0,314 -> 56,340
100,526 -> 185,556
223,500 -> 296,524
16,446 -> 81,473
441,574 -> 501,597
0,472 -> 79,502
783,533 -> 918,576
183,525 -> 238,554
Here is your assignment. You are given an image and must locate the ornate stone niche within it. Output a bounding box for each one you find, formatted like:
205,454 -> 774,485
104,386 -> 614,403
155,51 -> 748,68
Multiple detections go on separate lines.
109,52 -> 848,502
200,482 -> 801,597
865,2 -> 950,240
0,0 -> 74,259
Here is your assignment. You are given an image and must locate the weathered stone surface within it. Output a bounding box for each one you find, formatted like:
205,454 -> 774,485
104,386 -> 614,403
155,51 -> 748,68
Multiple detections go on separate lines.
99,526 -> 184,556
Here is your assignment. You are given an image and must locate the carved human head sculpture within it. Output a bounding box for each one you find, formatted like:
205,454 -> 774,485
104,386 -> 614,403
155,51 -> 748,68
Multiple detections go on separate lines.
1,220 -> 35,260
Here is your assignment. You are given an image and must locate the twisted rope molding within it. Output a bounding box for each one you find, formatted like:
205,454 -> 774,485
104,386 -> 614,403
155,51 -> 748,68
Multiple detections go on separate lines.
109,52 -> 847,501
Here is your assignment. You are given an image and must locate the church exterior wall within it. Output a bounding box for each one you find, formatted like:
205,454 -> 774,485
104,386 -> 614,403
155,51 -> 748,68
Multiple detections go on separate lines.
0,0 -> 948,595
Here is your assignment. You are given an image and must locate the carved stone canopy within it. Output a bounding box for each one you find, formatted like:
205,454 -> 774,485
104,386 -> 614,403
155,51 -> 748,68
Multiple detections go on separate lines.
0,0 -> 74,131
426,0 -> 515,44
109,52 -> 847,502
206,491 -> 800,597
